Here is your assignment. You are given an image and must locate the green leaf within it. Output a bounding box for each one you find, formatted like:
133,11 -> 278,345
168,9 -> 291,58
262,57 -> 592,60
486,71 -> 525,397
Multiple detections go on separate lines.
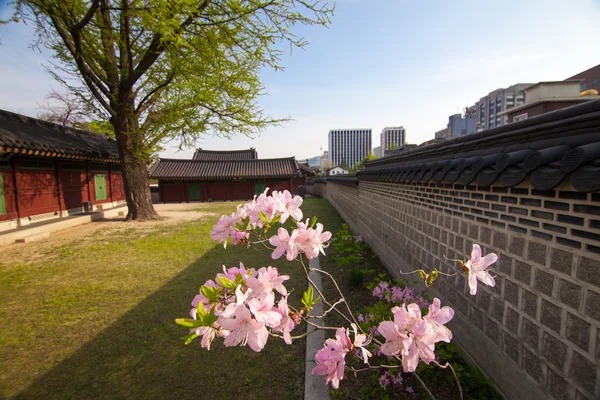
182,333 -> 199,345
310,216 -> 318,228
259,211 -> 269,223
201,285 -> 220,303
175,318 -> 203,328
217,276 -> 236,289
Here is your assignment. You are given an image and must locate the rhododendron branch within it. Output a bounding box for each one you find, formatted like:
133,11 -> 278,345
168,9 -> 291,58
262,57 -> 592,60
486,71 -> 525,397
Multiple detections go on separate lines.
304,319 -> 344,331
309,298 -> 346,318
432,361 -> 463,400
297,255 -> 357,327
413,372 -> 437,400
310,267 -> 360,328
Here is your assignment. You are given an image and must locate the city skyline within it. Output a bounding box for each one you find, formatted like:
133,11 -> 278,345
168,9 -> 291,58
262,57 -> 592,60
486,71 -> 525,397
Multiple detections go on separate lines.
1,0 -> 599,161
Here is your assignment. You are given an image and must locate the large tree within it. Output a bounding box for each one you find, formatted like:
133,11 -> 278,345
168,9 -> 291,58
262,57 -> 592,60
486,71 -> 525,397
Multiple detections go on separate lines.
12,0 -> 333,220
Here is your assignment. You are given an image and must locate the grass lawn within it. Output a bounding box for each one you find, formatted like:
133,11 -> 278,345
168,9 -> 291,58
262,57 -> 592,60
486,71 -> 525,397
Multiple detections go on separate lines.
0,198 -> 344,400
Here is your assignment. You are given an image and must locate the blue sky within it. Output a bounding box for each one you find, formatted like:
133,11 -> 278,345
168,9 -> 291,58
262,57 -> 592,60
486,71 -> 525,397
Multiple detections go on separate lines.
1,0 -> 599,160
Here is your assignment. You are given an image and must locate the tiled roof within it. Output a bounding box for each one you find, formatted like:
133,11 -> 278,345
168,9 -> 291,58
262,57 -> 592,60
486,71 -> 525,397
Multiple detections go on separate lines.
149,157 -> 306,180
358,100 -> 600,192
192,148 -> 257,160
0,109 -> 120,161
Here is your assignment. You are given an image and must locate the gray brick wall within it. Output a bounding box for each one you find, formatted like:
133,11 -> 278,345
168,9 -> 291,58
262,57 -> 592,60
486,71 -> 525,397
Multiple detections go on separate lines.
309,181 -> 600,400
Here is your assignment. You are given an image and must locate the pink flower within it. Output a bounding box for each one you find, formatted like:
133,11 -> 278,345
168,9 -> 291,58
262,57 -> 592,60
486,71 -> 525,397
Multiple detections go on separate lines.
210,215 -> 235,244
392,372 -> 404,386
464,244 -> 498,295
245,266 -> 290,299
191,325 -> 220,350
295,221 -> 332,260
218,303 -> 269,352
378,373 -> 390,388
247,291 -> 282,327
272,296 -> 296,344
231,231 -> 249,245
377,303 -> 439,372
276,190 -> 303,223
349,323 -> 372,363
424,298 -> 454,343
405,386 -> 414,393
268,228 -> 299,261
312,328 -> 351,389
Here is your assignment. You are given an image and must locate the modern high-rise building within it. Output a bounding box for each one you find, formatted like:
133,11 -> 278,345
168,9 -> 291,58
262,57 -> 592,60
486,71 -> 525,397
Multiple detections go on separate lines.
328,128 -> 372,168
474,83 -> 533,131
380,126 -> 406,157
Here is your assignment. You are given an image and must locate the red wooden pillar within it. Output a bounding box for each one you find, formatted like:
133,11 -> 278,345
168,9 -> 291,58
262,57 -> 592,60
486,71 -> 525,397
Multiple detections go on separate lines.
11,157 -> 22,220
54,159 -> 66,214
86,161 -> 94,204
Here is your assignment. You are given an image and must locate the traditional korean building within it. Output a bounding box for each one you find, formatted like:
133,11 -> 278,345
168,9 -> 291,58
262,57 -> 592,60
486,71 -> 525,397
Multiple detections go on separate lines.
149,149 -> 312,203
0,109 -> 126,231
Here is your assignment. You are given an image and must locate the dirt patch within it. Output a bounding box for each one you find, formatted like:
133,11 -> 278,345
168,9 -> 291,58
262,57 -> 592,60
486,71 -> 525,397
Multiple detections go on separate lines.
1,207 -> 218,265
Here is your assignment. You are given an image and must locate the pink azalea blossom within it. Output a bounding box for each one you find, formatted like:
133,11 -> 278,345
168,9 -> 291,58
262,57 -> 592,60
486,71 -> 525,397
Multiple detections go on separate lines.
312,328 -> 351,389
218,303 -> 269,352
295,221 -> 332,260
210,215 -> 235,245
272,296 -> 296,344
245,266 -> 290,299
424,298 -> 454,343
351,323 -> 372,363
268,228 -> 299,261
378,303 -> 441,372
276,190 -> 303,223
464,244 -> 498,295
247,291 -> 282,327
231,231 -> 249,245
191,325 -> 221,350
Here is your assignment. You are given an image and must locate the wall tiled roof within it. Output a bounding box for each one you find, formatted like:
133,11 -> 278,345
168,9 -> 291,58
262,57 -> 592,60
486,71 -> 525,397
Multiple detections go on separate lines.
192,148 -> 257,160
0,109 -> 120,161
359,100 -> 600,192
149,157 -> 305,180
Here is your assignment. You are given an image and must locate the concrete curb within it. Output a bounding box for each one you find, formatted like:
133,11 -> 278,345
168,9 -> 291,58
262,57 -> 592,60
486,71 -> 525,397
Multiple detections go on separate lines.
304,257 -> 330,400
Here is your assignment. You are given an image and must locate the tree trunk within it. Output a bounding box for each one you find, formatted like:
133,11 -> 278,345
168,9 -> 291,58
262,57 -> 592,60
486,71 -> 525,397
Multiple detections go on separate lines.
113,94 -> 161,221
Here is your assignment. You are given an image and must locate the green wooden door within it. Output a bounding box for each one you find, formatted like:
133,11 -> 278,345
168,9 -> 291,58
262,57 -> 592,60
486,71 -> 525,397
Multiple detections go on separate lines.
255,183 -> 266,196
189,184 -> 201,200
94,174 -> 107,201
0,173 -> 5,214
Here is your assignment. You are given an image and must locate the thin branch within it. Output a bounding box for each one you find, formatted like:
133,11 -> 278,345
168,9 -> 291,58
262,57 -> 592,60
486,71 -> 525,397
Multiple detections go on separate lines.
432,361 -> 463,400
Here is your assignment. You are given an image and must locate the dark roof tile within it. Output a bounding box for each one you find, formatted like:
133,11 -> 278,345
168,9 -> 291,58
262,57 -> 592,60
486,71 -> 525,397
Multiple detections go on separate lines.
192,148 -> 257,160
149,157 -> 306,180
0,109 -> 119,161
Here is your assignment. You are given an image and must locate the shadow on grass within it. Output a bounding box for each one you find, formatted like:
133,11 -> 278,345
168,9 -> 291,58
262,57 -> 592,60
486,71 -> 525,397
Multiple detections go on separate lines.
14,244 -> 306,400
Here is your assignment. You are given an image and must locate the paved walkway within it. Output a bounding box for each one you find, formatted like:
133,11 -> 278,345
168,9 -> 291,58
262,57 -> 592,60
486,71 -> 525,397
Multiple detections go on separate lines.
304,257 -> 330,400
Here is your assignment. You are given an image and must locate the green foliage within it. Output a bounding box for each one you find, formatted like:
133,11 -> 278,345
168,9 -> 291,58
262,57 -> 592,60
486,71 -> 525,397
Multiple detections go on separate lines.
301,286 -> 320,313
331,224 -> 374,287
347,267 -> 364,288
13,0 -> 334,160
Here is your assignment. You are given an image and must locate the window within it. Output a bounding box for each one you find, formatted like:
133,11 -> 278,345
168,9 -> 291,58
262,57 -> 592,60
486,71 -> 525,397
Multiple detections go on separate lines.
581,83 -> 587,91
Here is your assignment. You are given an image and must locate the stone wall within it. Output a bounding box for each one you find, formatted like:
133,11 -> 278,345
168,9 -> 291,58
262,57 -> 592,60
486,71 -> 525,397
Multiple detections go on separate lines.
310,180 -> 600,400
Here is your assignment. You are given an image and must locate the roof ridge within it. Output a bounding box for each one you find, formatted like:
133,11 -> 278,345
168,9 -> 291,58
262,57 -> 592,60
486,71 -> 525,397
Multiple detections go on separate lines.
0,108 -> 113,141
